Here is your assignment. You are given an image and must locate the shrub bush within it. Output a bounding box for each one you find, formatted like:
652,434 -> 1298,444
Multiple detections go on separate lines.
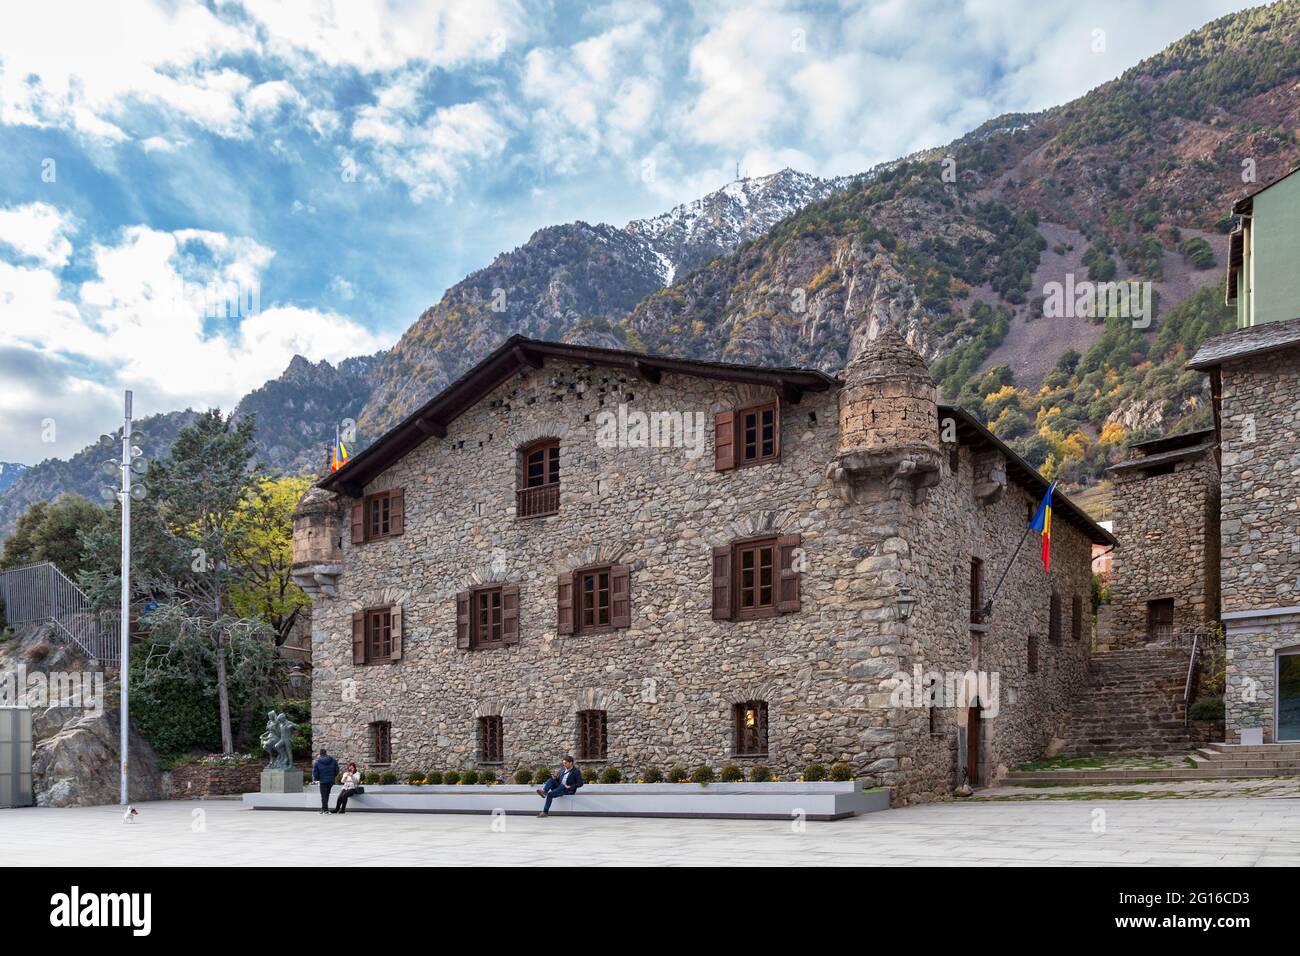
533,767 -> 552,785
302,771 -> 312,785
514,769 -> 533,785
690,764 -> 714,784
829,762 -> 853,782
443,770 -> 460,786
460,770 -> 480,785
425,771 -> 443,785
600,766 -> 622,784
362,771 -> 379,785
407,772 -> 425,785
1190,696 -> 1225,721
479,770 -> 496,785
667,765 -> 689,783
749,765 -> 772,782
803,763 -> 827,782
642,766 -> 664,783
719,764 -> 744,782
379,771 -> 397,785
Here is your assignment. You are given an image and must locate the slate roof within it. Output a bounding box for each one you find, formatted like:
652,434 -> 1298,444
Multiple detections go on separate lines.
1188,315 -> 1300,370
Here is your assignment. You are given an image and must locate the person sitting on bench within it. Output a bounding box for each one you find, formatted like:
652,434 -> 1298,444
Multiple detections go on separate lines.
536,755 -> 583,816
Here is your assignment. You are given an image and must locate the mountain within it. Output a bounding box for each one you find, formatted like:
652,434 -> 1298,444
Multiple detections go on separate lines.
0,353 -> 380,537
0,463 -> 28,495
356,168 -> 854,438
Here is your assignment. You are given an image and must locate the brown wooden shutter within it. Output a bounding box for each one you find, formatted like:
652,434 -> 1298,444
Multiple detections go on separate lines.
388,488 -> 404,536
712,545 -> 733,620
455,592 -> 471,649
770,401 -> 782,462
350,501 -> 365,544
777,535 -> 801,614
502,585 -> 520,645
389,605 -> 403,662
610,564 -> 631,629
557,575 -> 574,635
352,611 -> 365,664
714,410 -> 736,471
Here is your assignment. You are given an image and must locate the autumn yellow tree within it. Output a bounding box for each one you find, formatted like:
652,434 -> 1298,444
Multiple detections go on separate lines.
228,475 -> 312,646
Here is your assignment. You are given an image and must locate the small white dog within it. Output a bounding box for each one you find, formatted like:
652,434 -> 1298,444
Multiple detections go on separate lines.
123,805 -> 139,824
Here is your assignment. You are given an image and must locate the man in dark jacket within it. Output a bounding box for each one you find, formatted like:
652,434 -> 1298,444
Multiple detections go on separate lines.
536,755 -> 583,817
312,749 -> 339,815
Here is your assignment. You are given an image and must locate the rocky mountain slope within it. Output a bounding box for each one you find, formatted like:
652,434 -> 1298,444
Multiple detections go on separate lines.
0,463 -> 28,495
356,168 -> 854,438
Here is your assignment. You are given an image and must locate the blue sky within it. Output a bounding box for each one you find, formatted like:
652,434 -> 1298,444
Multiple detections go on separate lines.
0,0 -> 1256,465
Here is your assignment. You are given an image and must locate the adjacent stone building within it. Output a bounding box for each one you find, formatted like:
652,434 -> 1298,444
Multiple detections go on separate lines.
1105,428 -> 1220,648
292,330 -> 1112,803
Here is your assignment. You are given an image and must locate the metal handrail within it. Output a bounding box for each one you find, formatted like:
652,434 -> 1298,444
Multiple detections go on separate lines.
1183,630 -> 1201,730
0,562 -> 119,665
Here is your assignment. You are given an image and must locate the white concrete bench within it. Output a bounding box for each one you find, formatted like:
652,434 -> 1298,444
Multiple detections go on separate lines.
244,781 -> 889,821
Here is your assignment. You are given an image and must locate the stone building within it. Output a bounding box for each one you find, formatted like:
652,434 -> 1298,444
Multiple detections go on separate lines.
1184,166 -> 1300,745
1104,428 -> 1220,647
292,330 -> 1112,804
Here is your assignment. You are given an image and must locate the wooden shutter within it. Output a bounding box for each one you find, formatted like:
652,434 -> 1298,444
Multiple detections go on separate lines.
770,401 -> 782,462
777,535 -> 801,614
388,488 -> 404,536
350,501 -> 365,544
557,574 -> 574,635
610,565 -> 631,629
352,611 -> 365,664
712,545 -> 733,620
714,410 -> 736,471
502,584 -> 520,645
456,592 -> 471,649
389,606 -> 403,661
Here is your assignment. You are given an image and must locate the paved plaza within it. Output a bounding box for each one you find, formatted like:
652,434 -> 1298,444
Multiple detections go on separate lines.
4,795 -> 1300,866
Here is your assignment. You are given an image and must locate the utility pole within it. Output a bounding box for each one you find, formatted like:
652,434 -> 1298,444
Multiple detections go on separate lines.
119,390 -> 132,806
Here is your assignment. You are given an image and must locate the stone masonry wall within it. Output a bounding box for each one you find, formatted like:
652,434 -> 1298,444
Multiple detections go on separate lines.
1107,453 -> 1219,647
1220,349 -> 1300,742
308,359 -> 1097,803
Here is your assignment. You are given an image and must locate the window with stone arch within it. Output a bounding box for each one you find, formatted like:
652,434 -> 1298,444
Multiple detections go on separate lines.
517,438 -> 560,518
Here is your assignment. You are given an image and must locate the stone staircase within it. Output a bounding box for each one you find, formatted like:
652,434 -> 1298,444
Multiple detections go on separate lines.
1190,743 -> 1300,774
1059,646 -> 1196,757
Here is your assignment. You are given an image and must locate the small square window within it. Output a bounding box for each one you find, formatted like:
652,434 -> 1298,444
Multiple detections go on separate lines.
478,716 -> 503,764
737,402 -> 779,466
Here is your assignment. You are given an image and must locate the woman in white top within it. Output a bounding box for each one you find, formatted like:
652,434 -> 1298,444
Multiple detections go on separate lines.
332,762 -> 361,814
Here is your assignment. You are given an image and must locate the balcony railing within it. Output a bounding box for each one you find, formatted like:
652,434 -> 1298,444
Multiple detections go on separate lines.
516,482 -> 559,519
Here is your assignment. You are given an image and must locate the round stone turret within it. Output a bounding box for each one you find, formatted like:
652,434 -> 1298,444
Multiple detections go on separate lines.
291,485 -> 343,598
829,325 -> 943,499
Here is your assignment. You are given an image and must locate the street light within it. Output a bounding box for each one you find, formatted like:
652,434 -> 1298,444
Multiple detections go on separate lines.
895,586 -> 917,622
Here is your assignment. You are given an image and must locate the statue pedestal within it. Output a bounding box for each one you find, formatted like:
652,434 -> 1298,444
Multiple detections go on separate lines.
261,768 -> 304,794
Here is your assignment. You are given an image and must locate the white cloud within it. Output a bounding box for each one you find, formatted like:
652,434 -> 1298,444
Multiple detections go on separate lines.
0,222 -> 383,460
0,203 -> 78,268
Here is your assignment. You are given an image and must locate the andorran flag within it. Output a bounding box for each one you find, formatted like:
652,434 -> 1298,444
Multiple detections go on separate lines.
330,425 -> 349,473
1029,481 -> 1056,572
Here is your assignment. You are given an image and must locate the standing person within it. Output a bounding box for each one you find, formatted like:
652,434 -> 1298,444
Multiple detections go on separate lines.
536,755 -> 583,817
312,748 -> 339,815
333,762 -> 361,814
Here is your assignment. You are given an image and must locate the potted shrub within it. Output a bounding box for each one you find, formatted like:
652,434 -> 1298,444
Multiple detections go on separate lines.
667,765 -> 689,783
803,763 -> 827,782
829,762 -> 853,782
642,766 -> 664,784
461,770 -> 480,785
480,770 -> 497,785
719,764 -> 744,782
379,771 -> 398,786
599,766 -> 622,784
425,771 -> 443,785
443,770 -> 460,786
407,772 -> 425,785
690,764 -> 714,784
362,771 -> 379,785
514,769 -> 532,785
533,767 -> 551,786
749,765 -> 772,782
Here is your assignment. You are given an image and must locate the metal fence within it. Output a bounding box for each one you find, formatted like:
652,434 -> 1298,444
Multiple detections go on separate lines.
0,562 -> 120,665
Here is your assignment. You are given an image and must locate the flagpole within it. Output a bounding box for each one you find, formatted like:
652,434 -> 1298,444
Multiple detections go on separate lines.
982,524 -> 1033,621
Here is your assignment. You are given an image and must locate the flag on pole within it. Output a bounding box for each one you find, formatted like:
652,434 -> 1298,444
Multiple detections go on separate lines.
330,425 -> 349,472
1029,481 -> 1056,572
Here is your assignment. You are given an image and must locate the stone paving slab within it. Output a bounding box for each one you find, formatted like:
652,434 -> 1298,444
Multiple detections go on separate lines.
3,795 -> 1300,866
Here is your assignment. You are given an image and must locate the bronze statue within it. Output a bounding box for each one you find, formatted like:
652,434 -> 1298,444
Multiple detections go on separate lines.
260,710 -> 297,770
